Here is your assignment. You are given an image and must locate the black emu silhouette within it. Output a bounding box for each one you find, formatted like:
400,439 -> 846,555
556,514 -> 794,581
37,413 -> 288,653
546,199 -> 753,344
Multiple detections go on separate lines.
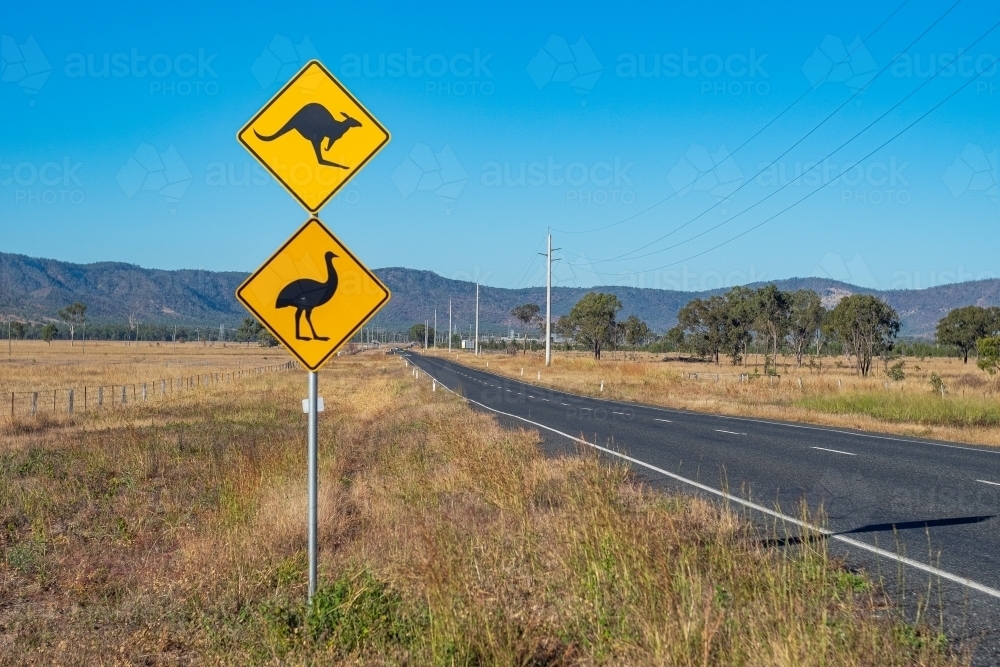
254,103 -> 362,168
275,251 -> 339,341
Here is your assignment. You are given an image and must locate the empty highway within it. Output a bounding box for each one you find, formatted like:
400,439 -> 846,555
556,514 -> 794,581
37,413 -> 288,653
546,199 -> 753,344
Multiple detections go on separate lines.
404,351 -> 1000,655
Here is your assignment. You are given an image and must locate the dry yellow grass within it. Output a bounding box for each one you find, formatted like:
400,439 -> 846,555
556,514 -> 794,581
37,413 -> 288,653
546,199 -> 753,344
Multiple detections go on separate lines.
431,349 -> 1000,447
0,349 -> 967,664
0,339 -> 282,393
0,340 -> 290,420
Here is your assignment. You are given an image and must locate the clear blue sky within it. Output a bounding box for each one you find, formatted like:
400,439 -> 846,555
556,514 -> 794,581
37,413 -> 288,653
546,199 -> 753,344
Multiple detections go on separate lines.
2,0 -> 998,292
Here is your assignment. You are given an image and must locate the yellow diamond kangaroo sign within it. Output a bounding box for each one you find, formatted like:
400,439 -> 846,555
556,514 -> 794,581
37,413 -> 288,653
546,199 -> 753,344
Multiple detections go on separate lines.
238,60 -> 390,212
236,218 -> 390,371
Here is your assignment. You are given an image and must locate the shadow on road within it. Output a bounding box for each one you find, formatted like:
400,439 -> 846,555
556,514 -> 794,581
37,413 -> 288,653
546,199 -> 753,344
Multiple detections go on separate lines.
759,514 -> 996,548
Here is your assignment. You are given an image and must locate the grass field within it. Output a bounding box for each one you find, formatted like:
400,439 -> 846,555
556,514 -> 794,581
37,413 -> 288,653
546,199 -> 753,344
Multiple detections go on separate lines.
0,340 -> 283,393
0,340 -> 291,420
431,349 -> 1000,447
0,344 -> 969,664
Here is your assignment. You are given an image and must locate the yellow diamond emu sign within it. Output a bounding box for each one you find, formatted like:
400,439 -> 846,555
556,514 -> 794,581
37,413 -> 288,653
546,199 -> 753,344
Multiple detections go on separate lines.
236,219 -> 390,371
238,60 -> 390,212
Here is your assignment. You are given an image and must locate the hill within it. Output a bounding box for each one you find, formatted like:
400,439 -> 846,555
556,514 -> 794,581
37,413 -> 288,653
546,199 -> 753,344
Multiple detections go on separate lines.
2,252 -> 998,338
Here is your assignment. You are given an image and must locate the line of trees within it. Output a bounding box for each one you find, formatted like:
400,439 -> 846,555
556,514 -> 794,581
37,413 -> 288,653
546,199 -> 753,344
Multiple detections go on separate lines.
665,286 -> 900,377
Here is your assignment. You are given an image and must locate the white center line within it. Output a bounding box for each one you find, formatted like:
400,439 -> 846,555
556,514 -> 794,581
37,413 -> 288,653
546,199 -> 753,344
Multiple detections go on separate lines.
811,446 -> 856,456
977,479 -> 1000,487
715,429 -> 746,435
560,402 -> 570,406
654,418 -> 672,423
612,411 -> 625,415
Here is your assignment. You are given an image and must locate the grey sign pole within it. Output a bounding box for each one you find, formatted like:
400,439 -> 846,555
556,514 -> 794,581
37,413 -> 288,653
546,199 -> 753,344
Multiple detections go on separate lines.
308,371 -> 319,602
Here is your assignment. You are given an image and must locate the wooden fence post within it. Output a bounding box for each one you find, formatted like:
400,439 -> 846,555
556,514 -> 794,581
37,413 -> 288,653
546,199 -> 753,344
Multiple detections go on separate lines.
31,392 -> 37,417
68,390 -> 74,415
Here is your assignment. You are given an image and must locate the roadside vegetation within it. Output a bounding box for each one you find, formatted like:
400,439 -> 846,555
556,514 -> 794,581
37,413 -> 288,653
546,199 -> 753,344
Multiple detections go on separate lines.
0,350 -> 967,664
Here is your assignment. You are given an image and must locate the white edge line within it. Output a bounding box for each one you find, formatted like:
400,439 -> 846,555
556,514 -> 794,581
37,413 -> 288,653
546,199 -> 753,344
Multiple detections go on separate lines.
416,360 -> 1000,602
976,479 -> 1000,487
811,446 -> 857,456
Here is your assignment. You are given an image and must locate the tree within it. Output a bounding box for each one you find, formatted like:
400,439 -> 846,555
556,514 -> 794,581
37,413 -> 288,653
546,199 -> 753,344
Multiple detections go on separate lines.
562,292 -> 622,360
235,317 -> 265,346
828,294 -> 900,377
40,323 -> 58,345
622,315 -> 652,352
260,330 -> 278,347
977,336 -> 1000,375
670,296 -> 729,363
724,286 -> 756,365
127,311 -> 139,346
787,290 -> 825,367
57,302 -> 87,346
752,285 -> 791,374
936,305 -> 1000,363
510,303 -> 540,354
10,321 -> 25,340
409,323 -> 435,345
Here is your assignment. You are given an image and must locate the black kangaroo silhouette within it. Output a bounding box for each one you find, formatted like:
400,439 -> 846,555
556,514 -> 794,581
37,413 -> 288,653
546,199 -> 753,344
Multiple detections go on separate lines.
254,103 -> 362,168
275,251 -> 339,341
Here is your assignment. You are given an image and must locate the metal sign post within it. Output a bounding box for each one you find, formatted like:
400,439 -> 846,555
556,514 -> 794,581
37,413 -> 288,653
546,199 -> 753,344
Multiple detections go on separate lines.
236,58 -> 391,604
307,371 -> 319,601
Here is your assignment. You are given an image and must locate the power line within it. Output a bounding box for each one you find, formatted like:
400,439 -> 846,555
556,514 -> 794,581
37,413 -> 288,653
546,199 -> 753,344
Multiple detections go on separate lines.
566,17 -> 1000,268
573,0 -> 965,263
550,0 -> 915,236
571,54 -> 999,278
503,237 -> 546,289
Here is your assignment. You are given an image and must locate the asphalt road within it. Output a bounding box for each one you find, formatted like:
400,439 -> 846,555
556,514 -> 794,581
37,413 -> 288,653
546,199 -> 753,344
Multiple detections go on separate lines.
402,351 -> 1000,659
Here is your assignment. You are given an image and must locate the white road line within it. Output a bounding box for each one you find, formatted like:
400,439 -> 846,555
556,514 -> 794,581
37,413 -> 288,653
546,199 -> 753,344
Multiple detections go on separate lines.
613,411 -> 626,415
654,418 -> 672,423
715,429 -> 746,436
811,446 -> 857,456
977,479 -> 1000,487
423,370 -> 1000,603
561,402 -> 570,406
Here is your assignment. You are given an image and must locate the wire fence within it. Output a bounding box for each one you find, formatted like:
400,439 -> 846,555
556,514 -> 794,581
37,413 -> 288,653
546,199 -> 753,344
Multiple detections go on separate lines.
5,360 -> 295,421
